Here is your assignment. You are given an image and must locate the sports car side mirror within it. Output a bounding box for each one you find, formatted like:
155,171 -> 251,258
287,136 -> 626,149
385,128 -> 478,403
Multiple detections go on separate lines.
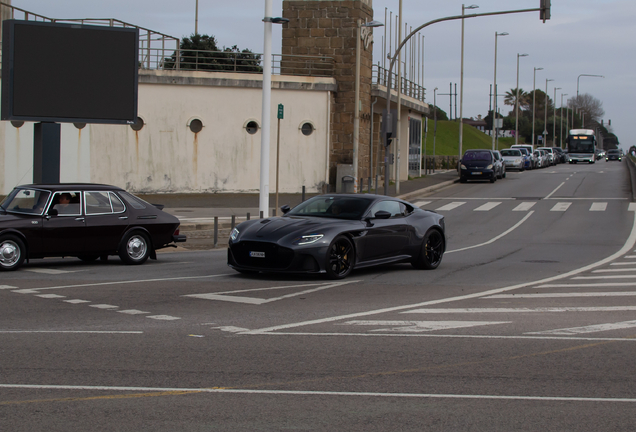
373,210 -> 391,219
281,205 -> 291,214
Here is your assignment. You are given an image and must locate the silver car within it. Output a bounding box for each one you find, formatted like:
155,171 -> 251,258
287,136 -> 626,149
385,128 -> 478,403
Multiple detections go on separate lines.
500,149 -> 525,171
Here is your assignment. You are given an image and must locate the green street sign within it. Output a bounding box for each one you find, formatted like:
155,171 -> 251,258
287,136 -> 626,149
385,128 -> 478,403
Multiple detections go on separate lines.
277,103 -> 284,120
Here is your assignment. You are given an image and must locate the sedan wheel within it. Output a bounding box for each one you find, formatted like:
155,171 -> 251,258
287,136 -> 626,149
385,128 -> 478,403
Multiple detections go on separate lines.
0,235 -> 26,271
326,235 -> 354,279
118,231 -> 151,265
412,229 -> 444,270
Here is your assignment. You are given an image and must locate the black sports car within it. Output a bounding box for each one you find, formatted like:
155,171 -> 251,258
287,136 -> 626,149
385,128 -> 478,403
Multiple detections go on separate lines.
0,184 -> 186,271
227,194 -> 445,279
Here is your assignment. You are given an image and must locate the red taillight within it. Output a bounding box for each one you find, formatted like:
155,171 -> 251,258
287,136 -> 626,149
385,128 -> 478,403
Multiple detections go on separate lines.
174,228 -> 180,236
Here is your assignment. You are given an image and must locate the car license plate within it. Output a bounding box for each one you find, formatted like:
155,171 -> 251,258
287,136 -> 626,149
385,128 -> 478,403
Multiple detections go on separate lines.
471,172 -> 481,175
249,251 -> 265,258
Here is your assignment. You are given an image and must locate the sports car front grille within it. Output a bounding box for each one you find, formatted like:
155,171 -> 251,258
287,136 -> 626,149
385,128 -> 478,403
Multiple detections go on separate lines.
230,241 -> 295,270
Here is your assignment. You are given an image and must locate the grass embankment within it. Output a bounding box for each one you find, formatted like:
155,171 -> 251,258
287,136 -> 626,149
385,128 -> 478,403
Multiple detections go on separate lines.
422,120 -> 518,156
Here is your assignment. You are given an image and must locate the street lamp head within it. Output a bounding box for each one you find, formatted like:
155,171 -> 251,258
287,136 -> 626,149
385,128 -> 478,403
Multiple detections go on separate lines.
496,32 -> 509,37
518,53 -> 529,57
264,17 -> 290,24
547,78 -> 554,82
465,4 -> 479,9
362,20 -> 384,28
535,67 -> 543,71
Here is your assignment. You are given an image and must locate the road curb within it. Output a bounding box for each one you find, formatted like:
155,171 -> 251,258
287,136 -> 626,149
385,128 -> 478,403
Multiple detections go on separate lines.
397,178 -> 459,201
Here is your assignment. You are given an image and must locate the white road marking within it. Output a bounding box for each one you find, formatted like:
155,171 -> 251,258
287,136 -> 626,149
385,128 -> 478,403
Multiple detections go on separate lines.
484,292 -> 636,299
550,202 -> 572,211
537,282 -> 636,288
527,320 -> 636,335
147,315 -> 181,321
590,202 -> 608,211
474,202 -> 501,211
592,268 -> 636,273
403,307 -> 636,314
0,331 -> 142,334
513,202 -> 536,211
544,182 -> 565,199
447,211 -> 534,253
24,268 -> 79,275
25,274 -> 232,292
89,304 -> 118,309
343,320 -> 509,332
3,384 -> 636,403
610,262 -> 636,266
629,203 -> 636,211
216,326 -> 250,333
35,294 -> 66,299
412,200 -> 431,208
117,309 -> 150,315
573,275 -> 636,280
12,289 -> 38,294
623,255 -> 636,259
64,299 -> 91,304
0,285 -> 17,290
184,280 -> 359,304
244,211 -> 636,335
435,202 -> 466,211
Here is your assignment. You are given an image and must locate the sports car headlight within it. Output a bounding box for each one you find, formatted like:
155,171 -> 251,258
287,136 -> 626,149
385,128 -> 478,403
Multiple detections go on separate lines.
230,227 -> 239,241
294,234 -> 324,245
486,164 -> 493,169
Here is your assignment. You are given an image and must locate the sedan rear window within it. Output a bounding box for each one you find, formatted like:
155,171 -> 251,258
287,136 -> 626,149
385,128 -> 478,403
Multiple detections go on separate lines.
501,150 -> 522,156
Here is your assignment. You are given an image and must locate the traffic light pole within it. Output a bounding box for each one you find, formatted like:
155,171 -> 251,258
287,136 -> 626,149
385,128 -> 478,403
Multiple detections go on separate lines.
383,4 -> 549,195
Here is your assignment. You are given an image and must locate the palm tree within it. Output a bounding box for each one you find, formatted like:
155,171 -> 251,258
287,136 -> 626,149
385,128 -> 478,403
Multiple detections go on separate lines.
504,88 -> 530,109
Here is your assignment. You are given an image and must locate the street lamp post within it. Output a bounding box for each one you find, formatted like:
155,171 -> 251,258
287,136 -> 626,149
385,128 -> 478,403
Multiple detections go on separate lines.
459,4 -> 478,162
577,74 -> 604,98
532,67 -> 543,146
259,1 -> 288,218
492,31 -> 508,150
354,18 -> 384,193
433,87 -> 438,162
560,93 -> 568,148
553,87 -> 561,146
515,53 -> 528,145
543,78 -> 553,146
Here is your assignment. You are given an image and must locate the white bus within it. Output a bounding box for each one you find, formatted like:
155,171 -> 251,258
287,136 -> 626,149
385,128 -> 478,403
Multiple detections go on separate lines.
566,129 -> 596,164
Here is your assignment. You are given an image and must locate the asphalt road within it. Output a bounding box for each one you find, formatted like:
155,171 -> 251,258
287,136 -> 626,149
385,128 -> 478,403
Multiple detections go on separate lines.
2,159 -> 636,431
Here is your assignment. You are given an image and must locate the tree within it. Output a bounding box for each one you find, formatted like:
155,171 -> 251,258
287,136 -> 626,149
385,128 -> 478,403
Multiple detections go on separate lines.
163,33 -> 262,72
569,93 -> 604,124
504,88 -> 530,110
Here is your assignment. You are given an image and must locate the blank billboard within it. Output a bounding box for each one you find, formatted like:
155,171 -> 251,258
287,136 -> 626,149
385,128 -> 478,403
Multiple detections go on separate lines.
1,20 -> 139,124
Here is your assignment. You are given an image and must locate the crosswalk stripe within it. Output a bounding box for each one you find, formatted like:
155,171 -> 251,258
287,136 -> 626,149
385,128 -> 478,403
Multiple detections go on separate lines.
435,202 -> 465,211
513,202 -> 536,211
484,292 -> 636,299
474,202 -> 502,211
550,202 -> 572,211
590,202 -> 608,211
403,306 -> 636,314
343,320 -> 508,332
412,201 -> 431,208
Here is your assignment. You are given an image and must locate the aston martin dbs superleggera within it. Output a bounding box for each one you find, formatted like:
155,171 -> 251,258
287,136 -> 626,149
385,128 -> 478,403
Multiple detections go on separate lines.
227,194 -> 445,279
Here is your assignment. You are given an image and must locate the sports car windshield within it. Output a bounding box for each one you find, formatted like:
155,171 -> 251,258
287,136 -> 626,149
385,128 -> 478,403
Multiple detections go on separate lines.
286,196 -> 373,220
1,188 -> 51,215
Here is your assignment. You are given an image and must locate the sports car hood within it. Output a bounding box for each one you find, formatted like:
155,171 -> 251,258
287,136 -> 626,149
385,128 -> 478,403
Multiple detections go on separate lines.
236,216 -> 362,242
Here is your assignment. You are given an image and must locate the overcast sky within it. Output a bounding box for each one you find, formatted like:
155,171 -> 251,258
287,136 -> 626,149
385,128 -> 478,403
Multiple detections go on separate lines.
17,0 -> 634,149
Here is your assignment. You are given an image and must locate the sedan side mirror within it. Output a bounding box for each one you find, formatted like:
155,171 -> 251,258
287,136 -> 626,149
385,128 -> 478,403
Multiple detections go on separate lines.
281,205 -> 291,214
47,208 -> 58,217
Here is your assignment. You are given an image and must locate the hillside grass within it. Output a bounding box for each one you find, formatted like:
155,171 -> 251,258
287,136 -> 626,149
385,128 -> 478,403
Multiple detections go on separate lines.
422,120 -> 520,156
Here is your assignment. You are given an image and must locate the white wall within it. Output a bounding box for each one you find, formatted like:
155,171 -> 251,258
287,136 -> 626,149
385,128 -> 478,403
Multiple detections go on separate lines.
1,71 -> 333,194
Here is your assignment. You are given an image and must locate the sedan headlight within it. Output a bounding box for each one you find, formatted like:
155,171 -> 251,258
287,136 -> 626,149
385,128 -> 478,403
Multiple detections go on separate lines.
486,164 -> 493,170
230,227 -> 239,241
293,234 -> 324,245
460,164 -> 467,170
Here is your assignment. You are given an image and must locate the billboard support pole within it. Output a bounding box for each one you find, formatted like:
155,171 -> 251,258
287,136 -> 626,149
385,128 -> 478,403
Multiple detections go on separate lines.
33,122 -> 60,184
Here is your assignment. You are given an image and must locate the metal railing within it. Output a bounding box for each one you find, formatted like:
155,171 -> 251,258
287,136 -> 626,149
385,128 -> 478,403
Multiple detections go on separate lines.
372,64 -> 426,102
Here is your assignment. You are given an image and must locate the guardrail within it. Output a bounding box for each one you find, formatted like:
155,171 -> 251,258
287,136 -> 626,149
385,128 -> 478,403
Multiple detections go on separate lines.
372,64 -> 426,101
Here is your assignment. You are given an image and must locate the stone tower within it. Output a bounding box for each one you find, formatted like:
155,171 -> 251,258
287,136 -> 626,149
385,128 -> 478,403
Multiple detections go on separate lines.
282,0 -> 374,189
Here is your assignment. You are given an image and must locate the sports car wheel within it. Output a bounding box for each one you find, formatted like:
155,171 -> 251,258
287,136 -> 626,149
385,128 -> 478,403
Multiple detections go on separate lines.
326,235 -> 354,280
0,235 -> 26,271
118,231 -> 150,265
412,229 -> 444,270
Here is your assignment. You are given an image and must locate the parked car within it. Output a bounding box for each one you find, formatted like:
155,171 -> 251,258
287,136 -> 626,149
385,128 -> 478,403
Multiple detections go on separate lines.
606,149 -> 622,161
492,150 -> 507,179
537,147 -> 557,165
459,149 -> 500,183
227,194 -> 446,279
500,149 -> 525,171
516,147 -> 535,170
0,184 -> 186,271
533,150 -> 547,168
552,147 -> 567,163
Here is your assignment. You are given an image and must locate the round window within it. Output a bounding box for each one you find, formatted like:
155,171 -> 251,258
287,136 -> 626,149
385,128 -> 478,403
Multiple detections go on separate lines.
189,119 -> 203,133
301,122 -> 314,136
74,123 -> 86,129
246,121 -> 259,135
11,121 -> 24,128
130,117 -> 145,131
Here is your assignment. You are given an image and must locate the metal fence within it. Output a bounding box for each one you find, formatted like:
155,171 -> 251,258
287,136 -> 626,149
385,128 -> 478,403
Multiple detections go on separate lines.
372,64 -> 426,102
